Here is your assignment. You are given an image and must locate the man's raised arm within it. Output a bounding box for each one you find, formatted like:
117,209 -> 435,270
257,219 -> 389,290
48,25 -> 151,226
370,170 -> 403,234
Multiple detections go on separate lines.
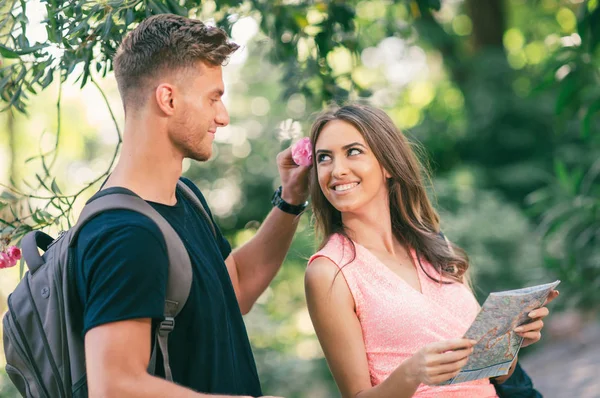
225,146 -> 310,314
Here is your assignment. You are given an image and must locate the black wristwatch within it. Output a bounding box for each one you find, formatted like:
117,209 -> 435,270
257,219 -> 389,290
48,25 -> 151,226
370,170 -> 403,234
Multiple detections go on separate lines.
271,186 -> 308,215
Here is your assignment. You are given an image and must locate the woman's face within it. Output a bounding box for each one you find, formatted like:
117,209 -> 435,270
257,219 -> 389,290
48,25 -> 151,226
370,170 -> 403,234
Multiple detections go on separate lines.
315,119 -> 391,214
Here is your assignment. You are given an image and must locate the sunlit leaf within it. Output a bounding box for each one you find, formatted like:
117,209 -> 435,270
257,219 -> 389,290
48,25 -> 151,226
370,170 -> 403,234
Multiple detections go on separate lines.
0,191 -> 18,202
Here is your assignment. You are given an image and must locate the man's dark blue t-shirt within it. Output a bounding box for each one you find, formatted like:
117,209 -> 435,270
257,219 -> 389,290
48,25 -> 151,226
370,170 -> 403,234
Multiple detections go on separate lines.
73,177 -> 262,396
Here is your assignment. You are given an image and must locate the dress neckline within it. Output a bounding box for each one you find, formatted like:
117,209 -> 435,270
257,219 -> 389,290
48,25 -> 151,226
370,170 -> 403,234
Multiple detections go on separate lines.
350,238 -> 425,296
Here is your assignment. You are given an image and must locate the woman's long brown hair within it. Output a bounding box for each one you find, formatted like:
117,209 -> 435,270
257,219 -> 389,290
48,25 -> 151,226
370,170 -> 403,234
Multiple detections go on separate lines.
309,104 -> 469,283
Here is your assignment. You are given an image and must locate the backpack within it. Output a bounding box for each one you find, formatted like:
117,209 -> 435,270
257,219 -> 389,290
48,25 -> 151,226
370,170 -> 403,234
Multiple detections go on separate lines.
2,180 -> 216,397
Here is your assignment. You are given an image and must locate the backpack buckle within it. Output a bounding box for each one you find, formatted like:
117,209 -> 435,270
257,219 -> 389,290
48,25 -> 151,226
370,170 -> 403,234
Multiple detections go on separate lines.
158,317 -> 175,335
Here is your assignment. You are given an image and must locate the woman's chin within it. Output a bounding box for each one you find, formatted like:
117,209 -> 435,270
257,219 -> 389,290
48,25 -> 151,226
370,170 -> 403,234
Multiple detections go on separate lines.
331,201 -> 361,214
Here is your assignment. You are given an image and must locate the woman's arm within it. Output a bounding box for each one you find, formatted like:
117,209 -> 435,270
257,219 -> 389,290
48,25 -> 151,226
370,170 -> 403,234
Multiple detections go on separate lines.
305,257 -> 476,398
305,257 -> 382,397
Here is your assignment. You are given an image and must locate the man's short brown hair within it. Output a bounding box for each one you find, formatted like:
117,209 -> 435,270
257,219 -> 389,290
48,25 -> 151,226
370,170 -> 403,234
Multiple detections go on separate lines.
114,14 -> 239,109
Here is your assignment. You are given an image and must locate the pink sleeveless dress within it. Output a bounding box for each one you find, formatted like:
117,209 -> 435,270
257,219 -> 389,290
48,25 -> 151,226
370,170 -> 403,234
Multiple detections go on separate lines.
308,233 -> 498,398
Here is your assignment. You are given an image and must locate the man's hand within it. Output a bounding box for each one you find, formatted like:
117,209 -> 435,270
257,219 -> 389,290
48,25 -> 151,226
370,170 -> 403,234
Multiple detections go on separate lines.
276,146 -> 311,205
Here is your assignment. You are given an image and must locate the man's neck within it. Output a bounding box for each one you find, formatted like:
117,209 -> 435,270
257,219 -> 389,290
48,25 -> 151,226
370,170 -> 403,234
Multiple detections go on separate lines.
104,116 -> 183,205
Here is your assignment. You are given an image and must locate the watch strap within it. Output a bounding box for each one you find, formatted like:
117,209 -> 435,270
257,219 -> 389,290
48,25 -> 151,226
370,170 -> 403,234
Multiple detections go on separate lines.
271,186 -> 308,215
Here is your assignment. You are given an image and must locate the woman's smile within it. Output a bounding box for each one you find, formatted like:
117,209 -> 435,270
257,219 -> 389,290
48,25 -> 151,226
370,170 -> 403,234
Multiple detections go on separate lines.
331,181 -> 360,194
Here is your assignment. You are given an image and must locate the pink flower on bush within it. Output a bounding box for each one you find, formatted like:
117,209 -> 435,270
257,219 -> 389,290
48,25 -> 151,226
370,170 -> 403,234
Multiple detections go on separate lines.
0,253 -> 15,269
7,246 -> 21,262
0,246 -> 20,269
291,137 -> 313,167
0,253 -> 8,269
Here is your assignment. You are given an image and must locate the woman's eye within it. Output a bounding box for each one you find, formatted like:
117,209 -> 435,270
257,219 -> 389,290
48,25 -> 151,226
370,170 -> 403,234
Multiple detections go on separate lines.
317,154 -> 331,162
348,148 -> 362,156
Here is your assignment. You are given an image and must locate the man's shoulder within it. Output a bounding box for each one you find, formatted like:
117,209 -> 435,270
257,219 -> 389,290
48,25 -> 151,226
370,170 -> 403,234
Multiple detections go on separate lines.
75,209 -> 164,249
74,208 -> 170,288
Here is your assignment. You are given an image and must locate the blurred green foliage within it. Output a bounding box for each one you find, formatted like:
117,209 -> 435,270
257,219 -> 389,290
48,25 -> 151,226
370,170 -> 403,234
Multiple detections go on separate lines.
1,0 -> 600,396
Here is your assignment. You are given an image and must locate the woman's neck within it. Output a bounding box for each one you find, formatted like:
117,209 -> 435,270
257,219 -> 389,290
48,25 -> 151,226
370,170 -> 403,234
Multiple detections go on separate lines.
342,200 -> 398,255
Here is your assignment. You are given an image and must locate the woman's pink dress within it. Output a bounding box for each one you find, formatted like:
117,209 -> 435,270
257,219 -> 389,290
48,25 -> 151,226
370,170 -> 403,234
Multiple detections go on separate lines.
308,233 -> 498,397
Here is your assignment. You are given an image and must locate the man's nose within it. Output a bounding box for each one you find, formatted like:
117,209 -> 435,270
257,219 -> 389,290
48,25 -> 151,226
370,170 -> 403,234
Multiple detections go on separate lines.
215,102 -> 230,127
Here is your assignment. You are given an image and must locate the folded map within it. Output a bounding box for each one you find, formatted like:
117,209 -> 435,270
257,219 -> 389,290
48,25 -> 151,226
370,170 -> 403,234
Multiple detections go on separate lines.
438,280 -> 561,385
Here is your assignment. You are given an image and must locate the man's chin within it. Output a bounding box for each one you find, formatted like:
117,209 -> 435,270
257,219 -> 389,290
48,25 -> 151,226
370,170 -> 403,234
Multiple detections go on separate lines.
185,149 -> 212,162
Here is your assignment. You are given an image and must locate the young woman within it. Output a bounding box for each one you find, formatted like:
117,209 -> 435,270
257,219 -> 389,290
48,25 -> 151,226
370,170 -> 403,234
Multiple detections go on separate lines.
304,104 -> 558,398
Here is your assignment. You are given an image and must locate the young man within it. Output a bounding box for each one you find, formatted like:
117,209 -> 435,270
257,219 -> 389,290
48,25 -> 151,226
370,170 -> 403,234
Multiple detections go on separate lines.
74,14 -> 308,397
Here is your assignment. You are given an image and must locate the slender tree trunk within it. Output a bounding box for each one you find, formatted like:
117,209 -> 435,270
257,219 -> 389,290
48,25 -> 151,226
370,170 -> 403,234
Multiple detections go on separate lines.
7,109 -> 16,185
466,0 -> 506,52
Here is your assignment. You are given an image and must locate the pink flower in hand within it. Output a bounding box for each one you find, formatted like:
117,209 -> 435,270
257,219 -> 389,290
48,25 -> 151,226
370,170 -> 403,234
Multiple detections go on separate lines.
7,246 -> 21,263
291,137 -> 313,167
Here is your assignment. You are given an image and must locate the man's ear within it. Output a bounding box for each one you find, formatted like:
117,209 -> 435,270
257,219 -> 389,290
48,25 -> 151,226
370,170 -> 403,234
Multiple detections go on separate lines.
155,83 -> 176,116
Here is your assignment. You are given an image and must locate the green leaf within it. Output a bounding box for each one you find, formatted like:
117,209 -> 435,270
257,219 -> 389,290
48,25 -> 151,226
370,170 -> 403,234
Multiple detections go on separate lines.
25,154 -> 38,163
40,67 -> 55,89
31,210 -> 42,224
0,191 -> 18,202
148,0 -> 170,14
166,0 -> 188,16
417,0 -> 442,11
125,8 -> 134,25
70,20 -> 89,35
582,98 -> 600,138
46,24 -> 58,42
102,14 -> 113,38
14,13 -> 29,25
40,211 -> 53,223
555,74 -> 579,114
0,68 -> 14,91
1,225 -> 15,234
293,13 -> 309,29
0,44 -> 20,59
50,179 -> 62,195
19,256 -> 25,279
80,48 -> 93,88
17,34 -> 30,49
554,160 -> 571,191
35,173 -> 50,191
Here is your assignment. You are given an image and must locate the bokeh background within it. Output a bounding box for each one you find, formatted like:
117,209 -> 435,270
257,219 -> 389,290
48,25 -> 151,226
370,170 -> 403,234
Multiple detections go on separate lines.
1,0 -> 599,397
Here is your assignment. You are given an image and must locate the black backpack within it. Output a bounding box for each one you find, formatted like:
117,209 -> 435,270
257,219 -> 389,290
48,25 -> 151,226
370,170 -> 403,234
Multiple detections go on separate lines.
2,180 -> 215,397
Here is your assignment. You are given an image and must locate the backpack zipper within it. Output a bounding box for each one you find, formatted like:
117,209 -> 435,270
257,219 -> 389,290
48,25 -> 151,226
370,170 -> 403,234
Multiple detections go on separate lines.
3,315 -> 33,375
46,230 -> 66,250
24,277 -> 67,398
3,322 -> 36,396
7,296 -> 52,398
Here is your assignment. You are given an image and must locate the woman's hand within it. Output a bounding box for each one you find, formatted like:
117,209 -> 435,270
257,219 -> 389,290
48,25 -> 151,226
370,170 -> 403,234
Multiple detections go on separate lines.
404,339 -> 476,386
514,289 -> 560,348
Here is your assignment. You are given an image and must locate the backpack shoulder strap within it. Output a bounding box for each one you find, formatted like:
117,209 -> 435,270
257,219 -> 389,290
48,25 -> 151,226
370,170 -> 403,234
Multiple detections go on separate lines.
21,230 -> 55,273
69,192 -> 192,382
176,179 -> 217,239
